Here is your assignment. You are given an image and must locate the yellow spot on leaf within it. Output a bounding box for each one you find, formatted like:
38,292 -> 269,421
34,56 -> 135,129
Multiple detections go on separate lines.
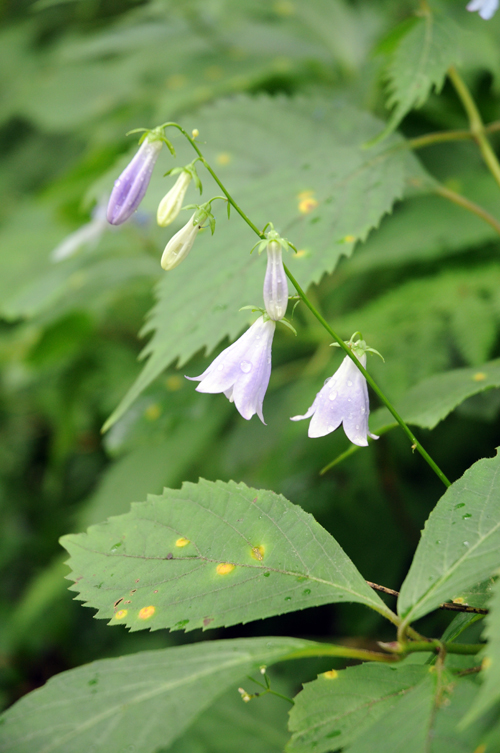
176,537 -> 190,547
165,375 -> 183,391
144,403 -> 161,421
251,545 -> 265,561
323,670 -> 338,679
482,656 -> 492,671
452,597 -> 465,604
343,235 -> 356,243
274,0 -> 295,16
298,197 -> 319,214
473,372 -> 487,381
474,745 -> 487,753
115,609 -> 128,620
167,74 -> 186,90
138,606 -> 156,620
216,152 -> 232,166
294,249 -> 309,259
216,563 -> 235,575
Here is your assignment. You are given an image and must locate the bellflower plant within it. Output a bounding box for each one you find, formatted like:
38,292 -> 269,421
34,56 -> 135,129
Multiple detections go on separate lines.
187,315 -> 275,423
291,336 -> 380,446
466,0 -> 498,19
107,126 -> 174,225
160,213 -> 201,270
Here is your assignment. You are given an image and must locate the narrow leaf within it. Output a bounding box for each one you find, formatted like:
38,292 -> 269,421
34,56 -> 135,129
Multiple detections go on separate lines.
60,479 -> 393,633
287,663 -> 429,753
0,637 -> 310,753
398,452 -> 500,626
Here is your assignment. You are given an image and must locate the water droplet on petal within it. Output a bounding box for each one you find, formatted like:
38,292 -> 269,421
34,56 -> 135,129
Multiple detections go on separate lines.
347,380 -> 352,386
217,364 -> 224,371
329,391 -> 337,401
327,425 -> 334,432
240,361 -> 252,373
355,424 -> 359,430
361,407 -> 366,414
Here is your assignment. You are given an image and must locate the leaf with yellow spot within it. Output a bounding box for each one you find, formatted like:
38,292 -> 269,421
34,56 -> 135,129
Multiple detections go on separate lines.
60,479 -> 394,633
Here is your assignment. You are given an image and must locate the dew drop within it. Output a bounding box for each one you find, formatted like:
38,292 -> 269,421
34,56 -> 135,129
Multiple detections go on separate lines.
329,391 -> 337,401
435,540 -> 441,545
240,361 -> 252,373
347,380 -> 352,387
284,596 -> 292,601
327,425 -> 334,432
463,541 -> 470,547
361,407 -> 366,414
355,424 -> 359,430
462,513 -> 472,519
303,588 -> 311,595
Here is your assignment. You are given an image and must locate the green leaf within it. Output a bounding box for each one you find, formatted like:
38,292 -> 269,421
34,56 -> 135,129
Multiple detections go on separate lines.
0,636 -> 310,753
100,94 -> 427,429
462,573 -> 500,725
375,10 -> 460,142
165,677 -> 291,753
398,452 -> 500,627
346,672 -> 437,753
60,479 -> 393,632
287,663 -> 429,753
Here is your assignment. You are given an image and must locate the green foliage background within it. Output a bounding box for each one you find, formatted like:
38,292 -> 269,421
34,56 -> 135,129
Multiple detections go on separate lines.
1,0 -> 500,750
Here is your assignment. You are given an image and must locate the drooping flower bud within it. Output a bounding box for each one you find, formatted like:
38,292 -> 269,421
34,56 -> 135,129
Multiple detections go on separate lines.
263,239 -> 288,321
161,213 -> 201,270
107,138 -> 163,226
157,171 -> 192,227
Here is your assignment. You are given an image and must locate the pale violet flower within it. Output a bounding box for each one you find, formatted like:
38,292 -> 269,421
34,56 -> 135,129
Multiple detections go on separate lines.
107,137 -> 163,225
187,315 -> 275,422
263,239 -> 288,321
51,200 -> 109,262
291,345 -> 379,446
467,0 -> 498,19
160,213 -> 201,270
157,171 -> 192,227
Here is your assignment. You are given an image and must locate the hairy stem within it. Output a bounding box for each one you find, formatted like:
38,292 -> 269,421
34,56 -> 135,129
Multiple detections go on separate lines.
448,65 -> 500,190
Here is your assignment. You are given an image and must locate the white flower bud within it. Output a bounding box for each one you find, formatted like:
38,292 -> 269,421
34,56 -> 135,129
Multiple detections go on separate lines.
157,171 -> 192,227
160,213 -> 200,270
263,240 -> 288,321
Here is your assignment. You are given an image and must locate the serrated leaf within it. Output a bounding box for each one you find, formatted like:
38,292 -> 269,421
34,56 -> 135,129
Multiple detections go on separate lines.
462,573 -> 500,725
287,663 -> 429,753
100,94 -> 428,429
60,479 -> 393,632
375,11 -> 460,142
0,636 -> 310,753
398,452 -> 500,627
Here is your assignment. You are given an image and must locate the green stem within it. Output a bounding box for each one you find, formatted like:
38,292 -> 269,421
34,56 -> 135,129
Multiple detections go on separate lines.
167,123 -> 451,489
282,644 -> 400,663
433,182 -> 500,237
448,65 -> 500,191
399,641 -> 482,656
